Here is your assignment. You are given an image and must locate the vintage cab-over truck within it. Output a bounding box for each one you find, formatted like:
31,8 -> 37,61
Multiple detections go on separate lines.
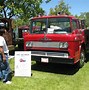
0,18 -> 15,51
24,14 -> 89,68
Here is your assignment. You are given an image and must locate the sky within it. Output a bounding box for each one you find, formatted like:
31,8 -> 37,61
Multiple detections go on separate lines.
41,0 -> 89,15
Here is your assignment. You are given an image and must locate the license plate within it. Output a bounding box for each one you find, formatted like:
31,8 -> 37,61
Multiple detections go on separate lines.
41,58 -> 49,63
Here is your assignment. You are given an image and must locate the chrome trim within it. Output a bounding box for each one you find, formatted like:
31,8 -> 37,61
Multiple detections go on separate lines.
31,51 -> 68,58
31,42 -> 59,48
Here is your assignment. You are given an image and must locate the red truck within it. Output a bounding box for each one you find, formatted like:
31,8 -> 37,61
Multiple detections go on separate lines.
24,14 -> 89,68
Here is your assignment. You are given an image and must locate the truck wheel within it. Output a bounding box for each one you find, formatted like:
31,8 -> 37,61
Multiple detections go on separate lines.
77,49 -> 85,68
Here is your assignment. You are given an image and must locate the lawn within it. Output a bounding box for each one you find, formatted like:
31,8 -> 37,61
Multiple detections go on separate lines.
0,58 -> 89,90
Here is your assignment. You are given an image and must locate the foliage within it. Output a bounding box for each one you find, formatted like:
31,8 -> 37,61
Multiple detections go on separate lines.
49,0 -> 71,15
0,0 -> 51,26
85,12 -> 89,27
75,12 -> 89,28
0,0 -> 50,19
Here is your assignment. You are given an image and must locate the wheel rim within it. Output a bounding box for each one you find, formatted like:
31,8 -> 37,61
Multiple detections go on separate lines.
80,51 -> 85,66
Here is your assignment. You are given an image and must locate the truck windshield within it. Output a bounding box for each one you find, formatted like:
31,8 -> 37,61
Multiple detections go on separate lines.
31,17 -> 71,34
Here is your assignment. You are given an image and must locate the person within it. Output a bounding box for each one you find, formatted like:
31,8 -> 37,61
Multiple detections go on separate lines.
0,29 -> 12,84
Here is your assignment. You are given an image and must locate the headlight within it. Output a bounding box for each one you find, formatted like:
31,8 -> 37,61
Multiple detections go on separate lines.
59,42 -> 68,48
26,42 -> 33,47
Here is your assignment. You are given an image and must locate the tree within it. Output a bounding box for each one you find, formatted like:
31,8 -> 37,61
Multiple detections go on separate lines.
77,12 -> 89,27
49,0 -> 71,15
85,12 -> 89,27
0,0 -> 51,19
0,0 -> 51,26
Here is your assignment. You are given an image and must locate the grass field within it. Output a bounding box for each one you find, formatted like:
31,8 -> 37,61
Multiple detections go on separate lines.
0,58 -> 89,90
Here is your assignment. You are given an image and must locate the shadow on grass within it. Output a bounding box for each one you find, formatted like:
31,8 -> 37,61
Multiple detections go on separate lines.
85,52 -> 89,62
32,62 -> 79,75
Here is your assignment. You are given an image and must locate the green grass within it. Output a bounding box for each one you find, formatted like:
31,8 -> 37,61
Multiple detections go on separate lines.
0,58 -> 89,90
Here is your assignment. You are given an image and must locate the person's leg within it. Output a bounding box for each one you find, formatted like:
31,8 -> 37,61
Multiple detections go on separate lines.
2,55 -> 12,82
0,55 -> 3,79
0,71 -> 3,80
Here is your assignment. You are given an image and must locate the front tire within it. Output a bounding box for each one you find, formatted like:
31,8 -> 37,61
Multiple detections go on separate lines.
77,49 -> 85,68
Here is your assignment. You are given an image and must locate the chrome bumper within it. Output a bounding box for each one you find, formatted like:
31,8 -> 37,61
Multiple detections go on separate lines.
31,51 -> 69,58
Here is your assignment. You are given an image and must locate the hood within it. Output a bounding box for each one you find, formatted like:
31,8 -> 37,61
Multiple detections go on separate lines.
24,33 -> 77,42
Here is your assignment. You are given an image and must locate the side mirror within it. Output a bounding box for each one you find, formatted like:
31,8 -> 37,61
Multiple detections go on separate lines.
81,20 -> 85,29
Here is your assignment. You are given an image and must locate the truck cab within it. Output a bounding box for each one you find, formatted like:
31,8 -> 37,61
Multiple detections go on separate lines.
14,25 -> 29,50
24,15 -> 86,68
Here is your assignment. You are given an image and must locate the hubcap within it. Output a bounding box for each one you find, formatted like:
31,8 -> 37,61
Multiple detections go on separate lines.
80,51 -> 84,65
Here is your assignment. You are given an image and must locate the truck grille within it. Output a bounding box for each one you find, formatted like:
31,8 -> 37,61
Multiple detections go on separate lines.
32,42 -> 59,48
31,51 -> 68,58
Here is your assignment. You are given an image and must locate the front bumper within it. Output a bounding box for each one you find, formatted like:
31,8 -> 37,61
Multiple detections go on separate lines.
31,51 -> 74,64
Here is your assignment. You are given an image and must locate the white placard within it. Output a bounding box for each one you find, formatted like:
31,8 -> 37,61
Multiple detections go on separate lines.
15,51 -> 31,77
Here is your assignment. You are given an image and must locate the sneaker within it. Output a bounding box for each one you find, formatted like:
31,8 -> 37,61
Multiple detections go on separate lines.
5,81 -> 12,84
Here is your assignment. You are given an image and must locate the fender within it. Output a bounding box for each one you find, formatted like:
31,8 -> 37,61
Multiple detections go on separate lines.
74,43 -> 84,64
